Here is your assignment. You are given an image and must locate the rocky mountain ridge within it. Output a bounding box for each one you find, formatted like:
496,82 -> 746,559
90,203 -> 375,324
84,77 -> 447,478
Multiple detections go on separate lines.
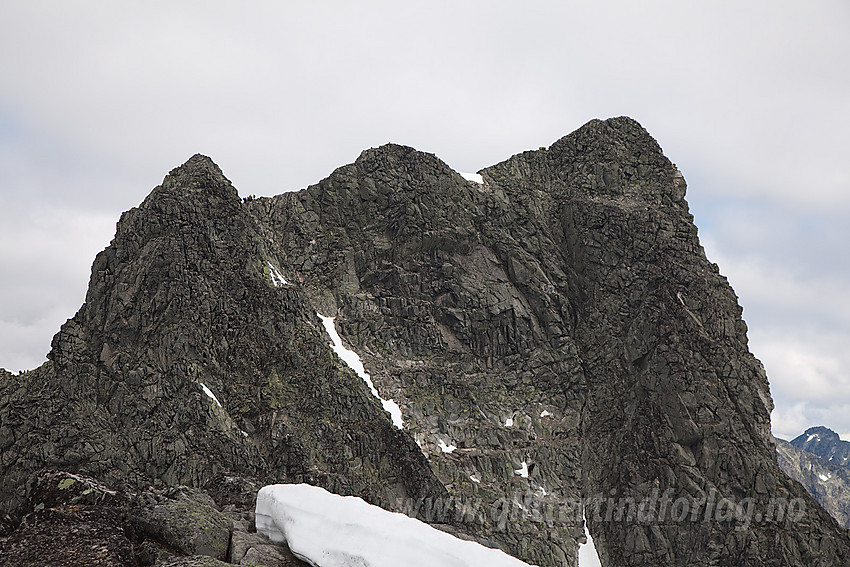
791,426 -> 850,468
776,436 -> 850,529
2,117 -> 849,566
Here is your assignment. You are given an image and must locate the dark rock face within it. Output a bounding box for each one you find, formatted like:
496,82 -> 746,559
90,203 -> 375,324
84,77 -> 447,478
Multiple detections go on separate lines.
1,118 -> 849,566
776,438 -> 850,529
791,427 -> 850,468
0,155 -> 443,513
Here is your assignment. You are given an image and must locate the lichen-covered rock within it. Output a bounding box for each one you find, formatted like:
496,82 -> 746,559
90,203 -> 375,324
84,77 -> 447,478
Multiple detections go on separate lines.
130,490 -> 231,560
24,470 -> 124,513
204,474 -> 264,510
230,529 -> 307,566
0,470 -> 301,566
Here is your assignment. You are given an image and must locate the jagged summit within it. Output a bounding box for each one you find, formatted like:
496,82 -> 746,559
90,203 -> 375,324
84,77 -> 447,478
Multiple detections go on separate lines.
556,115 -> 659,146
356,142 -> 424,162
791,426 -> 850,467
136,153 -> 240,212
2,118 -> 849,567
163,153 -> 231,189
548,116 -> 668,170
798,426 -> 843,442
353,142 -> 465,188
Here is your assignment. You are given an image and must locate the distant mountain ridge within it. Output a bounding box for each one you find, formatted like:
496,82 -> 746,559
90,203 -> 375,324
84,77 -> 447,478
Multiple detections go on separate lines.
776,433 -> 850,529
791,426 -> 850,468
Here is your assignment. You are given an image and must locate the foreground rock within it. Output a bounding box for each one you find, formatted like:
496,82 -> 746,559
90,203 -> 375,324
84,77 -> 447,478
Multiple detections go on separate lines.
2,117 -> 850,566
0,470 -> 306,566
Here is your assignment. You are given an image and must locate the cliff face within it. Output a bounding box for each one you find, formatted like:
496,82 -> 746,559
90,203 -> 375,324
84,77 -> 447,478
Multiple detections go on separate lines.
1,117 -> 849,566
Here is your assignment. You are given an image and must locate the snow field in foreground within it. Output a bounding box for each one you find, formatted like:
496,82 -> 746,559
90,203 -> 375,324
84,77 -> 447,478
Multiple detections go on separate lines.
255,483 -> 537,567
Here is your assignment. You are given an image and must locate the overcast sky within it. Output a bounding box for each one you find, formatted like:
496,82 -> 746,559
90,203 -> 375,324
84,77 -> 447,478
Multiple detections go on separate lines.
1,0 -> 848,454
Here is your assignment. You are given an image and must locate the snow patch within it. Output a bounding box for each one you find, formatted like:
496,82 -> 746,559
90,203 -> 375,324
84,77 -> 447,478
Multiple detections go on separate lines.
469,475 -> 481,484
540,410 -> 552,418
579,510 -> 602,567
459,172 -> 484,184
255,484 -> 535,567
438,438 -> 457,453
318,314 -> 404,429
199,382 -> 222,408
514,461 -> 529,478
267,262 -> 288,286
504,417 -> 514,427
807,433 -> 819,443
818,473 -> 832,482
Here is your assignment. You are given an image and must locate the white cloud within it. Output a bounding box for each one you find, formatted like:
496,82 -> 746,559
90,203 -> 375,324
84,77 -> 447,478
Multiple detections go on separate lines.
771,402 -> 810,441
712,251 -> 850,330
753,332 -> 850,403
2,2 -> 848,206
701,230 -> 850,439
0,204 -> 114,370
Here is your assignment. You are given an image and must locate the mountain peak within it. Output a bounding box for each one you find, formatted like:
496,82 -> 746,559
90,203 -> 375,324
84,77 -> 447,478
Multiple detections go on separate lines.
548,116 -> 668,169
353,143 -> 455,179
775,438 -> 850,528
480,116 -> 685,205
135,154 -> 240,216
803,426 -> 841,441
161,153 -> 232,192
3,121 -> 850,566
356,143 -> 421,161
791,426 -> 850,468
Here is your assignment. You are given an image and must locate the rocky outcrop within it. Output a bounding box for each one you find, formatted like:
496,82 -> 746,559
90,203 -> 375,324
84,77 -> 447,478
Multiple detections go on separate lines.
776,438 -> 850,529
2,118 -> 849,566
791,427 -> 850,468
0,155 -> 445,516
0,470 -> 308,566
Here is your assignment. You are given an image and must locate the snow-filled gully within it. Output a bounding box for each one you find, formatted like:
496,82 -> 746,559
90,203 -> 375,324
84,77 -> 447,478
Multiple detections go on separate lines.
318,314 -> 404,429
